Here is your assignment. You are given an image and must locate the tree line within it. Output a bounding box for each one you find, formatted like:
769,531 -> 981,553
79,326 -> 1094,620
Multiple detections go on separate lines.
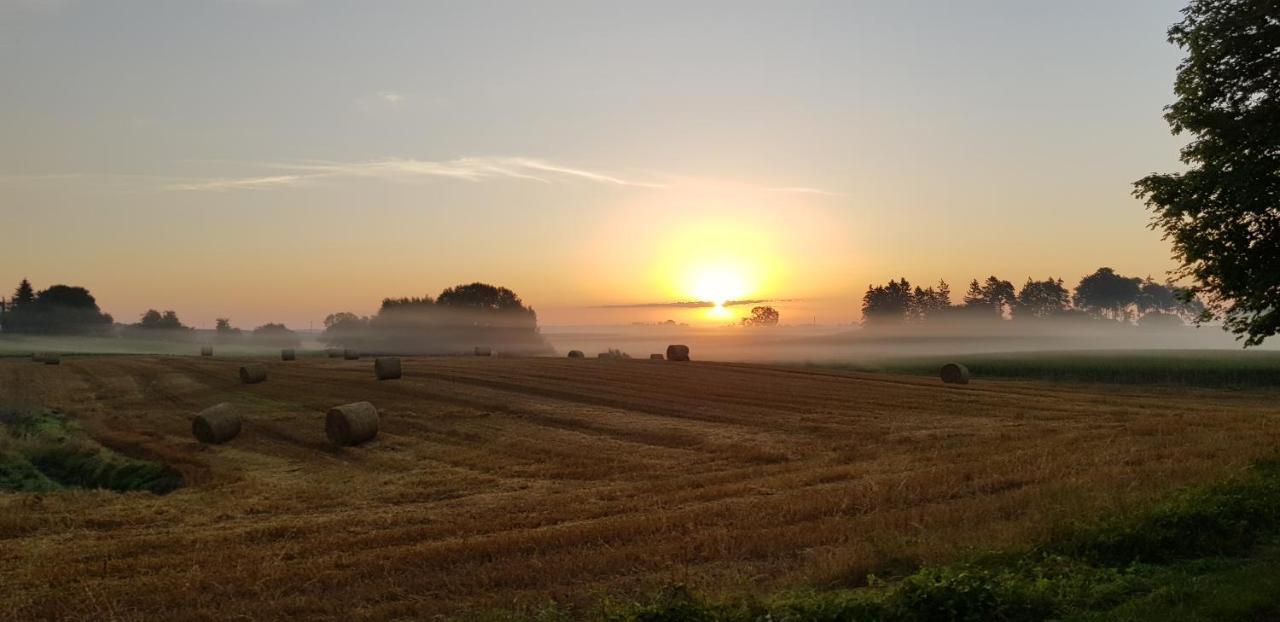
861,267 -> 1204,326
0,278 -> 299,345
320,282 -> 550,355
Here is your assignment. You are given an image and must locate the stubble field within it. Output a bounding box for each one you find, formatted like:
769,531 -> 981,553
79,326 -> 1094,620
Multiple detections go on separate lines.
2,354 -> 1279,620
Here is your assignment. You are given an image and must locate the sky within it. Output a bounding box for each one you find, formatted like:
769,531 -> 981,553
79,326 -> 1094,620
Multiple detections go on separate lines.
1,0 -> 1190,328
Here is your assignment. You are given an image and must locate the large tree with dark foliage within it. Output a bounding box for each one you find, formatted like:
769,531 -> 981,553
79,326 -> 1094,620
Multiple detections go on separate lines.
1134,0 -> 1280,345
962,276 -> 1017,318
1015,277 -> 1071,319
742,306 -> 780,327
2,282 -> 113,334
861,279 -> 913,325
1074,268 -> 1141,321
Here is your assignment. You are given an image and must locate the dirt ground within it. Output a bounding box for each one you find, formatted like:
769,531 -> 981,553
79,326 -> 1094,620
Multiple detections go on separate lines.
2,355 -> 1278,620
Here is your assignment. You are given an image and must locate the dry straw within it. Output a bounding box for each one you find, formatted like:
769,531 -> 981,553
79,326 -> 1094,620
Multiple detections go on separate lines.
327,349 -> 342,358
192,403 -> 241,444
281,349 -> 296,361
374,357 -> 402,380
474,346 -> 492,357
200,346 -> 214,357
326,401 -> 379,446
940,362 -> 971,384
650,353 -> 665,361
567,350 -> 585,358
666,344 -> 691,362
239,364 -> 267,384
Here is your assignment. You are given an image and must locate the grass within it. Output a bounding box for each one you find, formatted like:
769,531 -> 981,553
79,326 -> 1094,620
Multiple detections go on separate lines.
816,350 -> 1280,388
0,405 -> 182,494
561,458 -> 1280,621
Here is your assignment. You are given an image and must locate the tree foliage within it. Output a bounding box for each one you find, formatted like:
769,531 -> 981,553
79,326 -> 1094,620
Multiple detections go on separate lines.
0,281 -> 113,334
963,276 -> 1017,317
1016,278 -> 1071,319
1073,268 -> 1142,321
1133,0 -> 1280,345
742,306 -> 780,327
861,279 -> 913,324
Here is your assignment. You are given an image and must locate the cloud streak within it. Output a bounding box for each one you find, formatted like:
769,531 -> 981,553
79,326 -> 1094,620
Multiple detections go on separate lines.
165,157 -> 667,191
593,298 -> 798,309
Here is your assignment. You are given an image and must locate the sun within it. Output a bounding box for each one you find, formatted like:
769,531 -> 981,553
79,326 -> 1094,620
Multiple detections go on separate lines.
689,264 -> 749,309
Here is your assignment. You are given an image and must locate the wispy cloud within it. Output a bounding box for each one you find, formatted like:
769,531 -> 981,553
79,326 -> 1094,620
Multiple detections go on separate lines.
765,186 -> 847,197
165,157 -> 667,192
376,91 -> 405,107
164,174 -> 308,192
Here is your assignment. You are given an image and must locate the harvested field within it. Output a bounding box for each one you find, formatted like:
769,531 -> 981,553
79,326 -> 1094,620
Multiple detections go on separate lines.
1,355 -> 1279,620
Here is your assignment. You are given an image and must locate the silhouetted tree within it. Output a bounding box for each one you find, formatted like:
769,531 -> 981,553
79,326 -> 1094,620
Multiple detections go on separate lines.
437,283 -> 527,311
1074,268 -> 1142,321
1134,0 -> 1280,345
3,282 -> 113,334
862,279 -> 913,325
214,318 -> 243,342
320,312 -> 369,346
742,306 -> 780,327
910,280 -> 952,321
13,279 -> 34,307
1015,277 -> 1071,319
252,323 -> 301,347
136,309 -> 186,330
963,276 -> 1016,317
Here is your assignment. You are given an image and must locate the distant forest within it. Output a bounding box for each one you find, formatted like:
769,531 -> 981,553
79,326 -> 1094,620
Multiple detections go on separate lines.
320,282 -> 551,355
862,267 -> 1203,327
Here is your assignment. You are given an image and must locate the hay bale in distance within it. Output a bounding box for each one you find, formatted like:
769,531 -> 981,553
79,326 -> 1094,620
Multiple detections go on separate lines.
192,402 -> 242,444
281,348 -> 296,361
940,363 -> 971,385
200,346 -> 214,357
343,349 -> 360,360
327,349 -> 342,358
374,357 -> 402,380
42,354 -> 61,365
567,350 -> 585,358
650,353 -> 665,361
474,346 -> 492,357
326,401 -> 379,447
666,344 -> 691,362
239,364 -> 267,384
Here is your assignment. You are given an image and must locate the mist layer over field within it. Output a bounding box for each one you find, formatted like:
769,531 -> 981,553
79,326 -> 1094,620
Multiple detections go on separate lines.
2,317 -> 1273,364
544,319 -> 1274,363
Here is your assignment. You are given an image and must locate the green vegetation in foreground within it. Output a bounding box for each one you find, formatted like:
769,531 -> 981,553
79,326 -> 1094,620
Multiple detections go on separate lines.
0,405 -> 182,494
509,458 -> 1280,621
817,350 -> 1280,388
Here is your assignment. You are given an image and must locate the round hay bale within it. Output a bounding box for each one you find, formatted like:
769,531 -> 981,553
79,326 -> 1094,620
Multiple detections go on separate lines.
474,346 -> 492,357
192,403 -> 242,444
200,346 -> 214,357
567,350 -> 585,358
666,344 -> 690,362
374,356 -> 402,380
30,352 -> 41,362
343,349 -> 360,360
326,401 -> 379,447
281,348 -> 296,361
940,363 -> 971,385
42,354 -> 61,365
650,353 -> 665,361
239,364 -> 267,384
326,349 -> 342,358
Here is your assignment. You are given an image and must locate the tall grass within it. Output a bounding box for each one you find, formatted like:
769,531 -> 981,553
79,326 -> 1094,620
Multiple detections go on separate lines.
0,406 -> 181,494
582,458 -> 1280,621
